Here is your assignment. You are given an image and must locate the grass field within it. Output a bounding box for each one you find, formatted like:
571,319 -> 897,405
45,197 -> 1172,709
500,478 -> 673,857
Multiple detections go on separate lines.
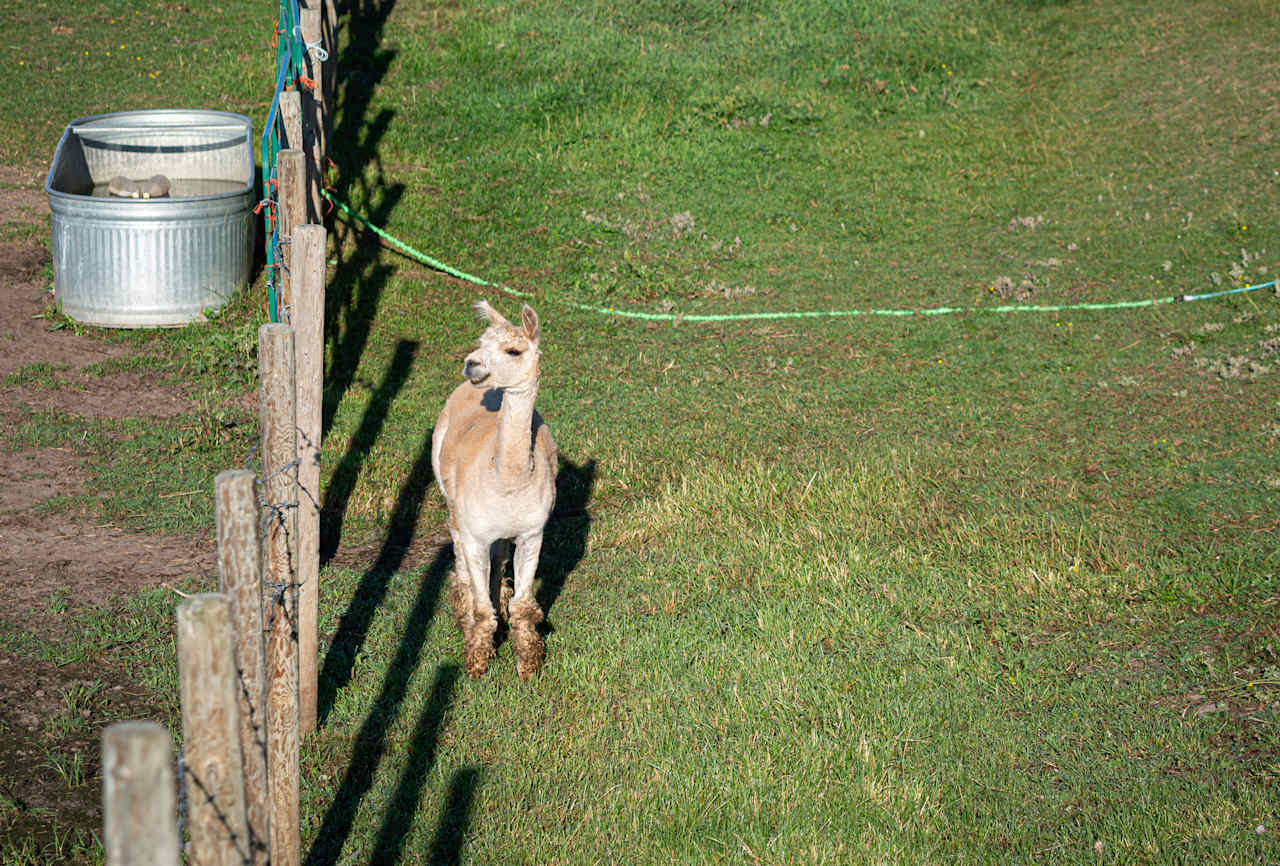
2,0 -> 1279,862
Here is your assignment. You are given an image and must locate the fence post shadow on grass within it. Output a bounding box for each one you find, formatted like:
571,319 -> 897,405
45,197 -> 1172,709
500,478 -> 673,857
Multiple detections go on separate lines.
365,665 -> 474,866
428,767 -> 482,866
324,0 -> 405,442
536,456 -> 598,631
307,458 -> 453,866
320,339 -> 418,566
317,421 -> 442,726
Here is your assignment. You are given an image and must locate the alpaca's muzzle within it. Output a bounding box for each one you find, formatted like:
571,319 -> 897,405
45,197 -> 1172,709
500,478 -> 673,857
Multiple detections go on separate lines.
463,353 -> 488,383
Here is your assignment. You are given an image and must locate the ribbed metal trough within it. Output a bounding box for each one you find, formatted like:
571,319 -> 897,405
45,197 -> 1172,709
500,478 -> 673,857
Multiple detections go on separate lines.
45,110 -> 255,327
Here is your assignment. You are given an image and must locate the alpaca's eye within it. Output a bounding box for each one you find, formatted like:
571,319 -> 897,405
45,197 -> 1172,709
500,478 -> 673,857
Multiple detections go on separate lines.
505,348 -> 523,356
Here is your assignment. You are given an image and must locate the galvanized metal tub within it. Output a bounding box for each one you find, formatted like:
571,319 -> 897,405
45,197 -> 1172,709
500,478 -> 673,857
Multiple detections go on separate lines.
45,110 -> 255,328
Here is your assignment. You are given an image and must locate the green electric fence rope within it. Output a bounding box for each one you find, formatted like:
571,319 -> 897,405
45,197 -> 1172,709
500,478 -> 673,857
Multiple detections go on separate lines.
323,189 -> 1277,323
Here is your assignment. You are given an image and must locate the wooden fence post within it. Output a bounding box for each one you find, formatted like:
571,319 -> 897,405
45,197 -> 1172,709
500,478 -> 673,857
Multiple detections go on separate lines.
293,225 -> 325,735
319,0 -> 336,201
215,469 -> 271,865
102,721 -> 179,866
277,89 -> 305,239
176,594 -> 250,866
301,3 -> 326,224
276,149 -> 306,317
278,89 -> 303,153
304,0 -> 337,114
259,322 -> 301,866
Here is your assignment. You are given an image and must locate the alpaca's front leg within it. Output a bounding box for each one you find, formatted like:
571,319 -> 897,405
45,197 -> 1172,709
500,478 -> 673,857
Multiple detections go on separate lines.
509,531 -> 546,681
457,535 -> 497,677
446,513 -> 474,635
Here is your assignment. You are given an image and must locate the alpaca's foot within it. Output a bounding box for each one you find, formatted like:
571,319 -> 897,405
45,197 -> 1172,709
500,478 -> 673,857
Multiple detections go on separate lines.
448,573 -> 472,635
464,611 -> 497,678
509,597 -> 545,681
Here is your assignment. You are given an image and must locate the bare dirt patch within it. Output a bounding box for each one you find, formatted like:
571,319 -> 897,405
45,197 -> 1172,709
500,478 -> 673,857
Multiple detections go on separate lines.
0,165 -> 47,227
0,242 -> 114,366
0,238 -> 201,418
0,441 -> 213,860
0,175 -> 212,860
4,371 -> 199,420
0,445 -> 216,641
0,447 -> 83,514
0,505 -> 216,627
0,649 -> 163,861
0,240 -> 130,377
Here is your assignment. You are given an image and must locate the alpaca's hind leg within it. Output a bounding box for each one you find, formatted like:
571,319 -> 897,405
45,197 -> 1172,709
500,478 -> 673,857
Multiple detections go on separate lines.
491,539 -> 514,622
509,532 -> 546,681
458,536 -> 497,678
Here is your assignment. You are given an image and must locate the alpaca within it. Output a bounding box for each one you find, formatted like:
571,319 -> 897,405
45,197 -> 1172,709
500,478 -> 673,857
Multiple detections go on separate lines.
432,300 -> 557,679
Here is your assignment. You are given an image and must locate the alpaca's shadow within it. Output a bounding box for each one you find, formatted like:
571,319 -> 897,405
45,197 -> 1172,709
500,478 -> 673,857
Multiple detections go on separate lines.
536,456 -> 597,628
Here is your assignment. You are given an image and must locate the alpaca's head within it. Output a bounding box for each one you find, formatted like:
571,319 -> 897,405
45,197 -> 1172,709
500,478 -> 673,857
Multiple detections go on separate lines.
462,300 -> 541,390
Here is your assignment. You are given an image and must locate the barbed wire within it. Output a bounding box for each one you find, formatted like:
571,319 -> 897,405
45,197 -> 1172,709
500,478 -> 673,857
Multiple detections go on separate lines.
242,441 -> 260,473
246,440 -> 320,639
111,2 -> 321,860
182,760 -> 253,865
176,746 -> 187,851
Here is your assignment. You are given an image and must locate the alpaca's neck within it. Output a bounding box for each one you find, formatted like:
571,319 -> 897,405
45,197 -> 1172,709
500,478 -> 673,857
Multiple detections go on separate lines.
494,380 -> 538,482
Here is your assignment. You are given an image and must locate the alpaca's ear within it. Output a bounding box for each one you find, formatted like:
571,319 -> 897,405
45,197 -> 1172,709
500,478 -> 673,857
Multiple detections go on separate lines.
521,304 -> 540,342
474,299 -> 508,327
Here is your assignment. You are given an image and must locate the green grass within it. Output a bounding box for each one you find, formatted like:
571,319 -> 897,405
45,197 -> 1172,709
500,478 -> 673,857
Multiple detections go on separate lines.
3,0 -> 1279,863
1,219 -> 44,243
4,362 -> 70,389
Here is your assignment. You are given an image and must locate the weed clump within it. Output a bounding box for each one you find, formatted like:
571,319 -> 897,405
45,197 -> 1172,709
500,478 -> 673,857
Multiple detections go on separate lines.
1193,355 -> 1270,380
1007,215 -> 1045,231
668,211 -> 697,238
702,279 -> 759,300
991,275 -> 1035,301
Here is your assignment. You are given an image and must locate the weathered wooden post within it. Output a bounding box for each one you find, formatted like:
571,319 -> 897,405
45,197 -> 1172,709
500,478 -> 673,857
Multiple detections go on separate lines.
300,3 -> 326,224
102,721 -> 180,866
258,322 -> 301,866
176,594 -> 251,866
277,90 -> 305,242
276,149 -> 306,317
215,469 -> 271,865
278,89 -> 304,152
302,0 -> 337,116
319,0 -> 336,203
292,224 -> 326,735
